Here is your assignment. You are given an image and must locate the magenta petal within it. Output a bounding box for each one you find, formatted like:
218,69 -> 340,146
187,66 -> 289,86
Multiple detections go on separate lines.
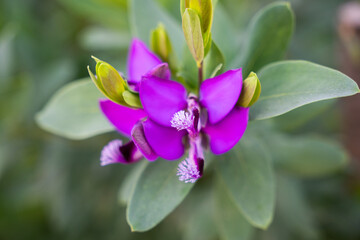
139,76 -> 188,127
200,69 -> 243,124
131,121 -> 158,161
144,63 -> 171,80
127,38 -> 162,84
203,106 -> 249,154
99,99 -> 147,137
100,140 -> 142,165
142,119 -> 186,160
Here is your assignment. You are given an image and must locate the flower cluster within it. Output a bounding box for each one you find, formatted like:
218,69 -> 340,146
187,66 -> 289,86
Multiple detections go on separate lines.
89,39 -> 251,183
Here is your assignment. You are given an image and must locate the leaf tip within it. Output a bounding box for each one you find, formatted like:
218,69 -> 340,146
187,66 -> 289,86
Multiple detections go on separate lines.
91,55 -> 102,63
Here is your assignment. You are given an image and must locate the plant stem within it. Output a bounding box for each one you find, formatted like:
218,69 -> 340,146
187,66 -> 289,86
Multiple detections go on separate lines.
198,61 -> 203,89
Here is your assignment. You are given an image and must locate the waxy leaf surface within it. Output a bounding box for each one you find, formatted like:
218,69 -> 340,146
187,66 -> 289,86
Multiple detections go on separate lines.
216,133 -> 275,229
214,179 -> 254,240
251,60 -> 359,120
264,133 -> 348,177
36,79 -> 113,139
230,2 -> 294,75
127,159 -> 194,231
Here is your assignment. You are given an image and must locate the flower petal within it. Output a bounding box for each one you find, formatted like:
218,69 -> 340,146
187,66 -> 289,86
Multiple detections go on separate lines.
100,140 -> 142,165
139,76 -> 188,127
199,69 -> 243,124
99,99 -> 147,137
131,121 -> 158,161
142,119 -> 186,160
203,106 -> 249,154
127,38 -> 162,84
144,63 -> 171,80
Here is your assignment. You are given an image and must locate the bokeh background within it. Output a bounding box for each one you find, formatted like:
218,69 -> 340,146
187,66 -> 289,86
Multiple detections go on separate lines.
1,0 -> 360,239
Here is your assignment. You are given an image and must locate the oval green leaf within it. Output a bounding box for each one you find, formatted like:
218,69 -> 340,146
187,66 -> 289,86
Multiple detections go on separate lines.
251,60 -> 359,120
214,178 -> 254,240
126,159 -> 194,232
216,134 -> 275,229
118,161 -> 148,205
265,133 -> 348,177
36,79 -> 113,140
230,2 -> 294,75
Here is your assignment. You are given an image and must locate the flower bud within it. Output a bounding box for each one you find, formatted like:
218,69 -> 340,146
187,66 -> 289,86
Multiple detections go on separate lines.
181,0 -> 213,51
182,8 -> 204,67
238,72 -> 261,107
122,90 -> 142,108
150,23 -> 173,63
88,56 -> 142,107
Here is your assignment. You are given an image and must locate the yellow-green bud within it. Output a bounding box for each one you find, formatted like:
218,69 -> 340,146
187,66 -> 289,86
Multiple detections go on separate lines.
150,23 -> 173,63
122,90 -> 142,108
181,0 -> 213,50
238,72 -> 261,107
182,8 -> 204,67
88,56 -> 127,105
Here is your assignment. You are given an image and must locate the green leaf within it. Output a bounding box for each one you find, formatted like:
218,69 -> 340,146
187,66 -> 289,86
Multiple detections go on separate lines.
230,2 -> 294,75
216,133 -> 275,229
127,159 -> 194,231
251,60 -> 359,120
272,100 -> 336,132
212,4 -> 239,64
265,133 -> 348,177
182,185 -> 218,240
204,41 -> 224,79
276,175 -> 319,239
36,79 -> 113,140
214,178 -> 254,240
182,8 -> 204,67
118,161 -> 148,205
130,0 -> 184,58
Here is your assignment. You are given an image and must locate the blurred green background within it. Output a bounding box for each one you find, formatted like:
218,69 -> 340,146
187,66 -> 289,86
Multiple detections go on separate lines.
1,0 -> 360,239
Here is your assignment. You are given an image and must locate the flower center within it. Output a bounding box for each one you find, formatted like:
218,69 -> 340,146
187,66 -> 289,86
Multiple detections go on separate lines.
170,95 -> 204,183
170,110 -> 194,131
177,158 -> 200,183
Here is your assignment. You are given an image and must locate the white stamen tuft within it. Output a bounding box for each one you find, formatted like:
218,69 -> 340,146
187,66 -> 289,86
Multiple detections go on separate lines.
170,110 -> 193,131
100,139 -> 122,166
177,158 -> 200,183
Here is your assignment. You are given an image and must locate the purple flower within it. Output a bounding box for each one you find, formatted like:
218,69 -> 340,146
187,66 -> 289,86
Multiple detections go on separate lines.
98,39 -> 249,183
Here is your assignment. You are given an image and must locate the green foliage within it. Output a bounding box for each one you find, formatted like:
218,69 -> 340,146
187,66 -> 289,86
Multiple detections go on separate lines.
267,134 -> 348,177
251,60 -> 359,120
118,161 -> 149,205
216,133 -> 275,229
230,2 -> 294,75
204,41 -> 224,79
126,159 -> 194,232
3,0 -> 360,239
36,79 -> 113,140
214,179 -> 254,240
